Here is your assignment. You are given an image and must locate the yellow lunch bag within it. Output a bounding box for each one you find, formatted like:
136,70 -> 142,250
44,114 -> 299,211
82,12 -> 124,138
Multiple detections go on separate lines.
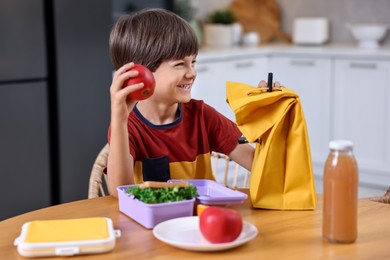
226,82 -> 316,210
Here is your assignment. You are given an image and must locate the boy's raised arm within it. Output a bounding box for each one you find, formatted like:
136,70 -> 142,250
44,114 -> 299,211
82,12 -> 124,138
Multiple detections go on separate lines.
107,63 -> 143,197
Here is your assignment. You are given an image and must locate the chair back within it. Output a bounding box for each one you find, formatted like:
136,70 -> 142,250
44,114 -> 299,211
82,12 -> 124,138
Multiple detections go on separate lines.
211,152 -> 250,188
88,146 -> 250,198
88,144 -> 109,198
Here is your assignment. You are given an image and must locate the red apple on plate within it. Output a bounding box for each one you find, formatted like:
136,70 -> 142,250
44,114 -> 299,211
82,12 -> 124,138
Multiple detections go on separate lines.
123,64 -> 155,100
199,206 -> 243,243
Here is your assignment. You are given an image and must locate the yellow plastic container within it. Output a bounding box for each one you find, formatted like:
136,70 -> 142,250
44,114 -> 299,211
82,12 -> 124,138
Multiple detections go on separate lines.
14,217 -> 121,257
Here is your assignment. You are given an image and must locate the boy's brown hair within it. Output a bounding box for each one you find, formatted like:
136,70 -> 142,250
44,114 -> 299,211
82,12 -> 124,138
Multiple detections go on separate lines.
109,8 -> 199,72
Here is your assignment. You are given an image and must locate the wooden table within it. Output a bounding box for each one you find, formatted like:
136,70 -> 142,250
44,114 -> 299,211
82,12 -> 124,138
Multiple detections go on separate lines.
1,190 -> 390,259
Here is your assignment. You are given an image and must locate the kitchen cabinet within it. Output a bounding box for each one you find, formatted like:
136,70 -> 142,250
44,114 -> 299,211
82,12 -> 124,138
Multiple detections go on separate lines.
192,56 -> 268,121
268,56 -> 332,174
333,59 -> 390,186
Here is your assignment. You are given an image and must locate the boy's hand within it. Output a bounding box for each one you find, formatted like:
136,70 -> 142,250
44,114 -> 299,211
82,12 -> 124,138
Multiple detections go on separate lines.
110,62 -> 144,122
257,80 -> 281,89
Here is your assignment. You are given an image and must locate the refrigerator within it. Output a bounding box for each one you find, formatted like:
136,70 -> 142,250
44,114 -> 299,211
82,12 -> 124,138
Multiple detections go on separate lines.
0,0 -> 112,220
0,0 -> 51,220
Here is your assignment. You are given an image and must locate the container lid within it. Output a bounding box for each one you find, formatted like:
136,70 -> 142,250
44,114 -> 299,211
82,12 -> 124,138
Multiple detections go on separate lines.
329,140 -> 354,150
14,217 -> 121,257
169,179 -> 248,205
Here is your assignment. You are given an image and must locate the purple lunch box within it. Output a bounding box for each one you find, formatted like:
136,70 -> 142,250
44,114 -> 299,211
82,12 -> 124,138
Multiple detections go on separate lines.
117,179 -> 247,229
117,185 -> 195,229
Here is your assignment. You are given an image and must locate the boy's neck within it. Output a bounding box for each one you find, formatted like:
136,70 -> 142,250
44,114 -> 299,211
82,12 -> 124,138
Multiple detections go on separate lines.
136,101 -> 180,125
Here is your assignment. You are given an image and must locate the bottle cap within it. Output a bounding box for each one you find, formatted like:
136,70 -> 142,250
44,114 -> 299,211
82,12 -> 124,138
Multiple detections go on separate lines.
329,140 -> 354,150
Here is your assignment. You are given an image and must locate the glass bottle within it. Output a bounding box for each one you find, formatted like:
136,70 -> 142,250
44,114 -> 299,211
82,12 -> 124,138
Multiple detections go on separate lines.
322,140 -> 358,243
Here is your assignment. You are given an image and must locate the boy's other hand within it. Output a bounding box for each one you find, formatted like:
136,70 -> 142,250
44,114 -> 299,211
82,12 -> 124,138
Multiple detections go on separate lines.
257,80 -> 281,89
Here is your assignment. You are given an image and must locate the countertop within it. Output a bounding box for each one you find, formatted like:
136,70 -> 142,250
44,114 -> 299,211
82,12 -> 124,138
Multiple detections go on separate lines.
198,44 -> 390,61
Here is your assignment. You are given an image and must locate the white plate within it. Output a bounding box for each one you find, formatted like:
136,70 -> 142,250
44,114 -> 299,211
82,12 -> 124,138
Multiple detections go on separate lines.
152,216 -> 258,252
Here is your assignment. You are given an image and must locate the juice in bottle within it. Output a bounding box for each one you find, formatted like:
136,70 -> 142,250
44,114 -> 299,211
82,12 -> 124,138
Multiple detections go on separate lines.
322,140 -> 358,243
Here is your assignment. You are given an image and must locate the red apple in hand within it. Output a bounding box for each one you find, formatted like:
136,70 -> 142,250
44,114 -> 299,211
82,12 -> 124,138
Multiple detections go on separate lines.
199,206 -> 243,243
123,64 -> 155,100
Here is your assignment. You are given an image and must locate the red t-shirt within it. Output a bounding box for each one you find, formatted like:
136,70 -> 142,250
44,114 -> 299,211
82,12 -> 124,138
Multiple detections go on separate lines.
108,99 -> 242,183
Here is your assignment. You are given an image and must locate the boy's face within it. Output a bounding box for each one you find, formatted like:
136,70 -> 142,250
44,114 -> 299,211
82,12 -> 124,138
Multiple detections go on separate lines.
152,55 -> 197,104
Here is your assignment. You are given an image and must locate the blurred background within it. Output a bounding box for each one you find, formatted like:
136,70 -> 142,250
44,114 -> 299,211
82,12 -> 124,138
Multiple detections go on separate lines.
1,0 -> 389,220
192,0 -> 390,45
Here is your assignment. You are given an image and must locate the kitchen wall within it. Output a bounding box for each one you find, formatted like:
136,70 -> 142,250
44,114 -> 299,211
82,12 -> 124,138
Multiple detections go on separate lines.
191,0 -> 390,45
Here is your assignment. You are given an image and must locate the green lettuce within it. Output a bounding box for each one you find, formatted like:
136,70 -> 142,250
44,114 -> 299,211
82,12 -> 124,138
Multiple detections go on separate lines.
126,185 -> 198,204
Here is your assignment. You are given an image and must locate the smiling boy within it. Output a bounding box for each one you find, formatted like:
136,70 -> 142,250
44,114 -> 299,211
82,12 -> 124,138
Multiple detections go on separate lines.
107,8 -> 259,197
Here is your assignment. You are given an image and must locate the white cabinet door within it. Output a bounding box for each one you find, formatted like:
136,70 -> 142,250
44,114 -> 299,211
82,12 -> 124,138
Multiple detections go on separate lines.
226,57 -> 269,86
268,56 -> 332,171
192,60 -> 232,119
192,57 -> 268,121
334,59 -> 390,185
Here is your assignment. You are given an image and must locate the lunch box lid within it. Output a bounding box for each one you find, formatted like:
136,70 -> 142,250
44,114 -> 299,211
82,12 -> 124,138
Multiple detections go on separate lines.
14,217 -> 121,257
169,179 -> 248,205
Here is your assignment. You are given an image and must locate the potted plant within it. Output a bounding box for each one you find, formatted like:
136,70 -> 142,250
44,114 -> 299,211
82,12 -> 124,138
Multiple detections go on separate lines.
208,9 -> 235,25
204,8 -> 237,48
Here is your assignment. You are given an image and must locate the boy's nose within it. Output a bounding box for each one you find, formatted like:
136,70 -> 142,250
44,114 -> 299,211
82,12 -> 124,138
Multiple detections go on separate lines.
186,66 -> 196,78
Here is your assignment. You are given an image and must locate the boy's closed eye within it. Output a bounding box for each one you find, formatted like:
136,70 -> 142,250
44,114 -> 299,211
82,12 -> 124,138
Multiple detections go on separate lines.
174,62 -> 185,67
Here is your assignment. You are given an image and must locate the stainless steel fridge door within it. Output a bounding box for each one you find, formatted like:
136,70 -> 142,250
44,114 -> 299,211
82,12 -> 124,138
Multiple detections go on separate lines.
0,81 -> 51,220
0,0 -> 47,81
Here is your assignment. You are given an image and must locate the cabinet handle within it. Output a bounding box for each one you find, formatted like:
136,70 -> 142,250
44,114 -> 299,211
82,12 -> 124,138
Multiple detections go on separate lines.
196,66 -> 209,73
289,60 -> 315,66
349,62 -> 377,69
234,61 -> 254,68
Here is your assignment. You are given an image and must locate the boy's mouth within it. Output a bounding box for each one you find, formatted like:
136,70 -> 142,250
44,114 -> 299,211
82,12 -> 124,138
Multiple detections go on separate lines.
177,84 -> 191,91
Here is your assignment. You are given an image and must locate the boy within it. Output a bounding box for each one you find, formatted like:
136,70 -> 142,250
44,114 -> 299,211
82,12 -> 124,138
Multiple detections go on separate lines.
107,8 -> 273,197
